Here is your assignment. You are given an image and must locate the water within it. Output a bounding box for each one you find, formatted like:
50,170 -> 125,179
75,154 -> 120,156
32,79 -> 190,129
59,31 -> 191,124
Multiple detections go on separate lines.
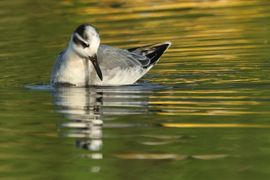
1,0 -> 270,179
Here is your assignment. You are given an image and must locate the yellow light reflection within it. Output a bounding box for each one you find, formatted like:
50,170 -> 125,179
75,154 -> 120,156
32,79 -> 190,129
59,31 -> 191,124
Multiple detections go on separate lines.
161,123 -> 270,128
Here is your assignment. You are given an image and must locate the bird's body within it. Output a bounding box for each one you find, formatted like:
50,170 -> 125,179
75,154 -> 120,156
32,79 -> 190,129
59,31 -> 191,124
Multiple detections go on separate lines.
51,24 -> 171,86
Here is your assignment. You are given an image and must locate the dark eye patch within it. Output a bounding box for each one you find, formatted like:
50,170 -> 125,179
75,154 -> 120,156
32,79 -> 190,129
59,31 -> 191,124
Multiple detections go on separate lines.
81,41 -> 89,48
73,35 -> 89,48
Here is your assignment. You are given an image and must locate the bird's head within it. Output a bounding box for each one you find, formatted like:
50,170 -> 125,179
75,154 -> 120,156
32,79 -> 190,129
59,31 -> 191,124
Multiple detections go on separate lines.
69,24 -> 102,81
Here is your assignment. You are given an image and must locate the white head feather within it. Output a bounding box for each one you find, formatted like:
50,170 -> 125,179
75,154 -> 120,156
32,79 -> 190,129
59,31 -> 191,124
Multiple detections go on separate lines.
68,24 -> 100,58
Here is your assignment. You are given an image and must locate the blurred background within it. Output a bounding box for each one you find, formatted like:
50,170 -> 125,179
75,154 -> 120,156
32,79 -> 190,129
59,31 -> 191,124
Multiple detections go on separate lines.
1,0 -> 270,179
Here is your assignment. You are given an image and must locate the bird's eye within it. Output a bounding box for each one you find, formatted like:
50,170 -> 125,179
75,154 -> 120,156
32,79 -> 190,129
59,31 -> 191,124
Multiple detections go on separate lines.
81,42 -> 89,48
73,34 -> 89,48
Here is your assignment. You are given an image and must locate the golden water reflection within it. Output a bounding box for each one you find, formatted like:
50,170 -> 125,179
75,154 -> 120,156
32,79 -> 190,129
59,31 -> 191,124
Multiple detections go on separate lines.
161,123 -> 270,128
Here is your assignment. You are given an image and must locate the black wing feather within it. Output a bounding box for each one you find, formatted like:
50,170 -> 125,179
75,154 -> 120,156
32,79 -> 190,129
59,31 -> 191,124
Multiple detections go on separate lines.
127,42 -> 171,68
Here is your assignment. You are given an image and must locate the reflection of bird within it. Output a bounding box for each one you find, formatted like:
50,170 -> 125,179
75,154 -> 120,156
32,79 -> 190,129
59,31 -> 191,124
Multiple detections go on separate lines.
51,24 -> 171,86
53,86 -> 153,153
54,87 -> 103,152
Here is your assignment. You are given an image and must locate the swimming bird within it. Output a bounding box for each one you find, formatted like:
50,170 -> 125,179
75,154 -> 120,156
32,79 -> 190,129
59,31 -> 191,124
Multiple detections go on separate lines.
51,24 -> 171,86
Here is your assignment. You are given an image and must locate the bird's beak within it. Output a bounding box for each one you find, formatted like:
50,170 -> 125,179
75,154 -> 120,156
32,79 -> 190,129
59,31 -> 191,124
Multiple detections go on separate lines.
88,54 -> 103,81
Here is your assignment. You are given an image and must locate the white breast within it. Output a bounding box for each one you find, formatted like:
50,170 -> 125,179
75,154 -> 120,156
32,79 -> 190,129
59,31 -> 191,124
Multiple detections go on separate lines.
52,51 -> 94,86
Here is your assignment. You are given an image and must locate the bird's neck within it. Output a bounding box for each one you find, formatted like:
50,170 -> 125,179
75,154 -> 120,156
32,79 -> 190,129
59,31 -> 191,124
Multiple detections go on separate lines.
65,47 -> 84,62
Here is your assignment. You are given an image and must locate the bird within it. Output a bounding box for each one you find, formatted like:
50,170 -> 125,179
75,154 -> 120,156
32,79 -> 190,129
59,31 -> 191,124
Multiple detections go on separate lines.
51,24 -> 171,86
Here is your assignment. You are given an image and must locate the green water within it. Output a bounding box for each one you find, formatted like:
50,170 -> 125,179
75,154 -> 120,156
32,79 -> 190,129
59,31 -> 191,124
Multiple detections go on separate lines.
1,0 -> 270,179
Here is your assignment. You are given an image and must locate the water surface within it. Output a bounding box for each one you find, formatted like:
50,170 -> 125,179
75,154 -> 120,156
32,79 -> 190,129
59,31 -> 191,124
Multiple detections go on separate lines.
1,0 -> 270,179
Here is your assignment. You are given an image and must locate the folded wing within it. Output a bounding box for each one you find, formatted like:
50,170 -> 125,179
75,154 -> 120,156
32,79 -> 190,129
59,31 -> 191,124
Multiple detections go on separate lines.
98,41 -> 171,70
